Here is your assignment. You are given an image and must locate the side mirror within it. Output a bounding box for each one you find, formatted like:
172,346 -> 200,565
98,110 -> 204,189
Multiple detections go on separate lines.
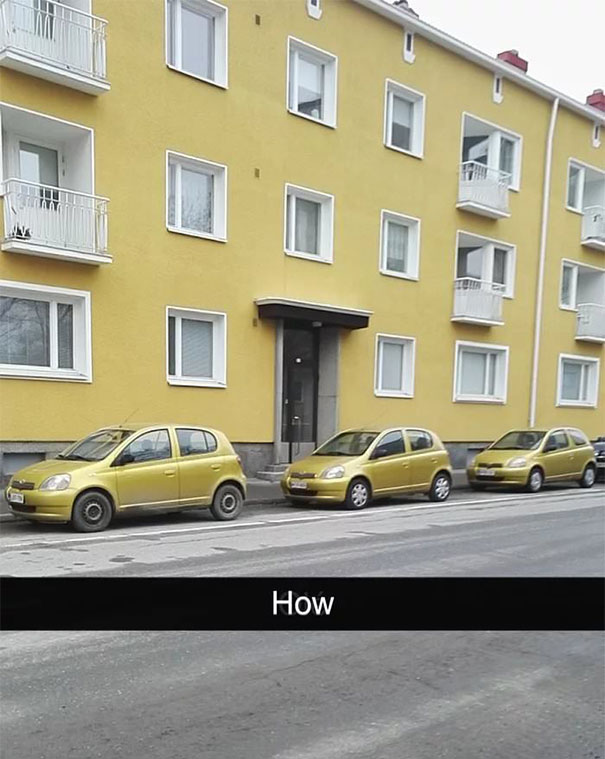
113,452 -> 135,467
542,444 -> 556,453
370,447 -> 387,460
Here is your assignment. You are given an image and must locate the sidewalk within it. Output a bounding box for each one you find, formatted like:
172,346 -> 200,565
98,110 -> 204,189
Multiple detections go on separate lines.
0,471 -> 469,522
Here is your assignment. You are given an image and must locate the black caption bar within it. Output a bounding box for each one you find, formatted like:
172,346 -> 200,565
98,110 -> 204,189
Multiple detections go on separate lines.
1,578 -> 603,630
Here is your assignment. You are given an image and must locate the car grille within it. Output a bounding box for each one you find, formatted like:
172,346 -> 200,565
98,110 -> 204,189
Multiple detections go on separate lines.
10,480 -> 35,490
290,472 -> 317,479
288,488 -> 318,496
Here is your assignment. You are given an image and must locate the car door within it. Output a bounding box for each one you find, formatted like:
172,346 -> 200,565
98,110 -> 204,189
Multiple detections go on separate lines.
114,429 -> 179,509
404,429 -> 439,489
175,428 -> 223,506
364,430 -> 409,494
540,430 -> 573,480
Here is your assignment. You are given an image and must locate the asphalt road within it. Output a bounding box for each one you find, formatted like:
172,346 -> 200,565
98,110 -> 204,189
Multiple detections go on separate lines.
1,486 -> 603,576
1,630 -> 603,759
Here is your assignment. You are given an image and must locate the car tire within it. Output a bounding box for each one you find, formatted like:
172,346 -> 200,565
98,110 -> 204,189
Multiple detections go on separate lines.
210,484 -> 243,521
345,478 -> 370,510
525,467 -> 543,494
429,472 -> 451,502
578,464 -> 596,489
469,482 -> 487,491
72,491 -> 113,533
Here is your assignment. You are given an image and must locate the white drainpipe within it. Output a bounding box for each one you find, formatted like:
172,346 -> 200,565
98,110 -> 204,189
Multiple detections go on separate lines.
529,97 -> 559,428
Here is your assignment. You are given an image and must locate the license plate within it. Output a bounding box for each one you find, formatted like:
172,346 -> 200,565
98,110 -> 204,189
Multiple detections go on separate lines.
9,492 -> 24,504
478,469 -> 495,477
290,480 -> 308,490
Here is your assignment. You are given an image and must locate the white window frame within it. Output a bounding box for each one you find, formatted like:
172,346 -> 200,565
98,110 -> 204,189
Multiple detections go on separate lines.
559,258 -> 605,311
455,230 -> 516,298
287,37 -> 338,128
492,75 -> 503,104
556,353 -> 600,408
0,280 -> 92,382
166,150 -> 227,242
165,0 -> 228,88
284,183 -> 334,263
379,210 -> 421,281
374,333 -> 416,398
566,158 -> 605,213
453,340 -> 509,404
593,124 -> 601,149
166,306 -> 226,388
403,31 -> 415,64
306,0 -> 322,19
460,112 -> 523,191
384,79 -> 425,159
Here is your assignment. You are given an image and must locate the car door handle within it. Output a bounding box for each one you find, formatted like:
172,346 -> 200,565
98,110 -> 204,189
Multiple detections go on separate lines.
163,469 -> 176,476
211,464 -> 221,470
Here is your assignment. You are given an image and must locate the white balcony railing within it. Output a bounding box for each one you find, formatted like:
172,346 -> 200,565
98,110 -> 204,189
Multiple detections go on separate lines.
452,277 -> 505,324
576,303 -> 605,342
2,178 -> 108,259
457,161 -> 511,217
582,206 -> 605,245
0,0 -> 107,81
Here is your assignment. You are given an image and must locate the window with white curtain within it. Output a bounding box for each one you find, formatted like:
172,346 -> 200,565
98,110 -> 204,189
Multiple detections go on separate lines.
454,341 -> 508,402
167,306 -> 226,387
288,38 -> 337,127
166,0 -> 228,87
375,334 -> 415,397
384,79 -> 425,157
380,211 -> 420,279
285,184 -> 334,262
0,280 -> 91,381
557,355 -> 599,407
167,152 -> 227,240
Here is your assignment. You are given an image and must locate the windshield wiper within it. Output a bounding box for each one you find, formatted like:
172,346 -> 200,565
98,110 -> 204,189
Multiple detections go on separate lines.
62,454 -> 91,461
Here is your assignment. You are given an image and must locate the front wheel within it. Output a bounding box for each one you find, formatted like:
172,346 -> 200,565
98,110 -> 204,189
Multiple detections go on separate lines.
526,467 -> 543,493
72,491 -> 113,532
210,484 -> 244,521
578,464 -> 596,489
345,478 -> 370,510
429,472 -> 451,502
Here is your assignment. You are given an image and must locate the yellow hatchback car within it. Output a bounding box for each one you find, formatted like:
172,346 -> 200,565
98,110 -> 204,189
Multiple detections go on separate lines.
281,427 -> 453,508
5,424 -> 247,532
467,427 -> 597,493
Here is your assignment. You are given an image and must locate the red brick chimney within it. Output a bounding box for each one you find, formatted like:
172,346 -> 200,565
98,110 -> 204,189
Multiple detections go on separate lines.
586,89 -> 605,112
497,50 -> 528,73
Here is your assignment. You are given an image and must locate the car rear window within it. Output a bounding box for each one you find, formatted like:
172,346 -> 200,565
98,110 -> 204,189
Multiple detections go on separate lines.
176,428 -> 217,456
407,429 -> 433,451
569,429 -> 589,446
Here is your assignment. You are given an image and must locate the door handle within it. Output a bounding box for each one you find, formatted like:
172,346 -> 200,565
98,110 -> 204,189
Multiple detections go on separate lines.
211,464 -> 221,470
163,469 -> 176,476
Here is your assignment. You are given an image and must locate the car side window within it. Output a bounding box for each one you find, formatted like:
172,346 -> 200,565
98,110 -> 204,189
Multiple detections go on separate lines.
407,429 -> 433,451
373,430 -> 404,458
176,428 -> 208,457
204,432 -> 218,452
122,430 -> 171,463
544,431 -> 569,451
568,429 -> 588,447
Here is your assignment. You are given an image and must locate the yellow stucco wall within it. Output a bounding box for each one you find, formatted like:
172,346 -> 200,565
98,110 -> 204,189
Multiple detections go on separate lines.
0,0 -> 603,446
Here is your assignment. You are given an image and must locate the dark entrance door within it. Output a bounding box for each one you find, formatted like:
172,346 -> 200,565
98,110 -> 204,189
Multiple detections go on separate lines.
281,326 -> 319,461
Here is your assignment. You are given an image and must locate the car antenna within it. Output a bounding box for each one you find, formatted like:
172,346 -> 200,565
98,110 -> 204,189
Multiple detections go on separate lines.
120,408 -> 140,426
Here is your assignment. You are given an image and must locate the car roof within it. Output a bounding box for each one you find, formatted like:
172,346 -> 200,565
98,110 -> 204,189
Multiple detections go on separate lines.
102,423 -> 222,434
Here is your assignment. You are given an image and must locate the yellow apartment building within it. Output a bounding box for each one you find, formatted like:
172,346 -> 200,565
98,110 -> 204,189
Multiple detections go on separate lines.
0,0 -> 604,479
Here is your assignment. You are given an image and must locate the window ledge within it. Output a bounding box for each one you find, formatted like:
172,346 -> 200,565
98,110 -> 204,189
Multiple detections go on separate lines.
565,205 -> 584,216
166,64 -> 227,90
556,401 -> 597,408
454,396 -> 506,404
384,142 -> 423,160
379,269 -> 419,282
168,377 -> 226,388
374,390 -> 413,398
0,368 -> 91,382
167,226 -> 226,243
285,249 -> 332,264
287,108 -> 336,130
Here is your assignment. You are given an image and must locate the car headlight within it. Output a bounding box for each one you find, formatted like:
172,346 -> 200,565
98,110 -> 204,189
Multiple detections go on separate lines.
40,474 -> 71,491
321,465 -> 345,479
507,457 -> 527,468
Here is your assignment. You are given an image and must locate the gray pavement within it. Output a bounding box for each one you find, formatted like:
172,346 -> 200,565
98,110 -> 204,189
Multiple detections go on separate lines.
1,630 -> 603,759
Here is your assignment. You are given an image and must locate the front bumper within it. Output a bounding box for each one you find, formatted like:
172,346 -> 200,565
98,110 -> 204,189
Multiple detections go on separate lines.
280,476 -> 349,503
467,466 -> 530,486
5,486 -> 74,522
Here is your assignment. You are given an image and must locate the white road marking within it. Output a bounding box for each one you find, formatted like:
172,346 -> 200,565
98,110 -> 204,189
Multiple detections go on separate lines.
1,489 -> 602,551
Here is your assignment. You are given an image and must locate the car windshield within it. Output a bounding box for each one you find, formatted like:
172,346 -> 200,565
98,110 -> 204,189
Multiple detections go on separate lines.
313,431 -> 379,456
489,430 -> 547,451
57,429 -> 134,462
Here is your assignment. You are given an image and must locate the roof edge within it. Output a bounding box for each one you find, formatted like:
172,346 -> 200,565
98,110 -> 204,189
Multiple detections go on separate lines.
351,0 -> 605,125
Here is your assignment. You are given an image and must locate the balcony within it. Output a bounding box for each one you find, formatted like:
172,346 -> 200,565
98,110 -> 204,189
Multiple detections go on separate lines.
2,178 -> 110,264
451,277 -> 504,326
456,161 -> 511,219
0,0 -> 109,94
576,303 -> 605,343
581,206 -> 605,251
